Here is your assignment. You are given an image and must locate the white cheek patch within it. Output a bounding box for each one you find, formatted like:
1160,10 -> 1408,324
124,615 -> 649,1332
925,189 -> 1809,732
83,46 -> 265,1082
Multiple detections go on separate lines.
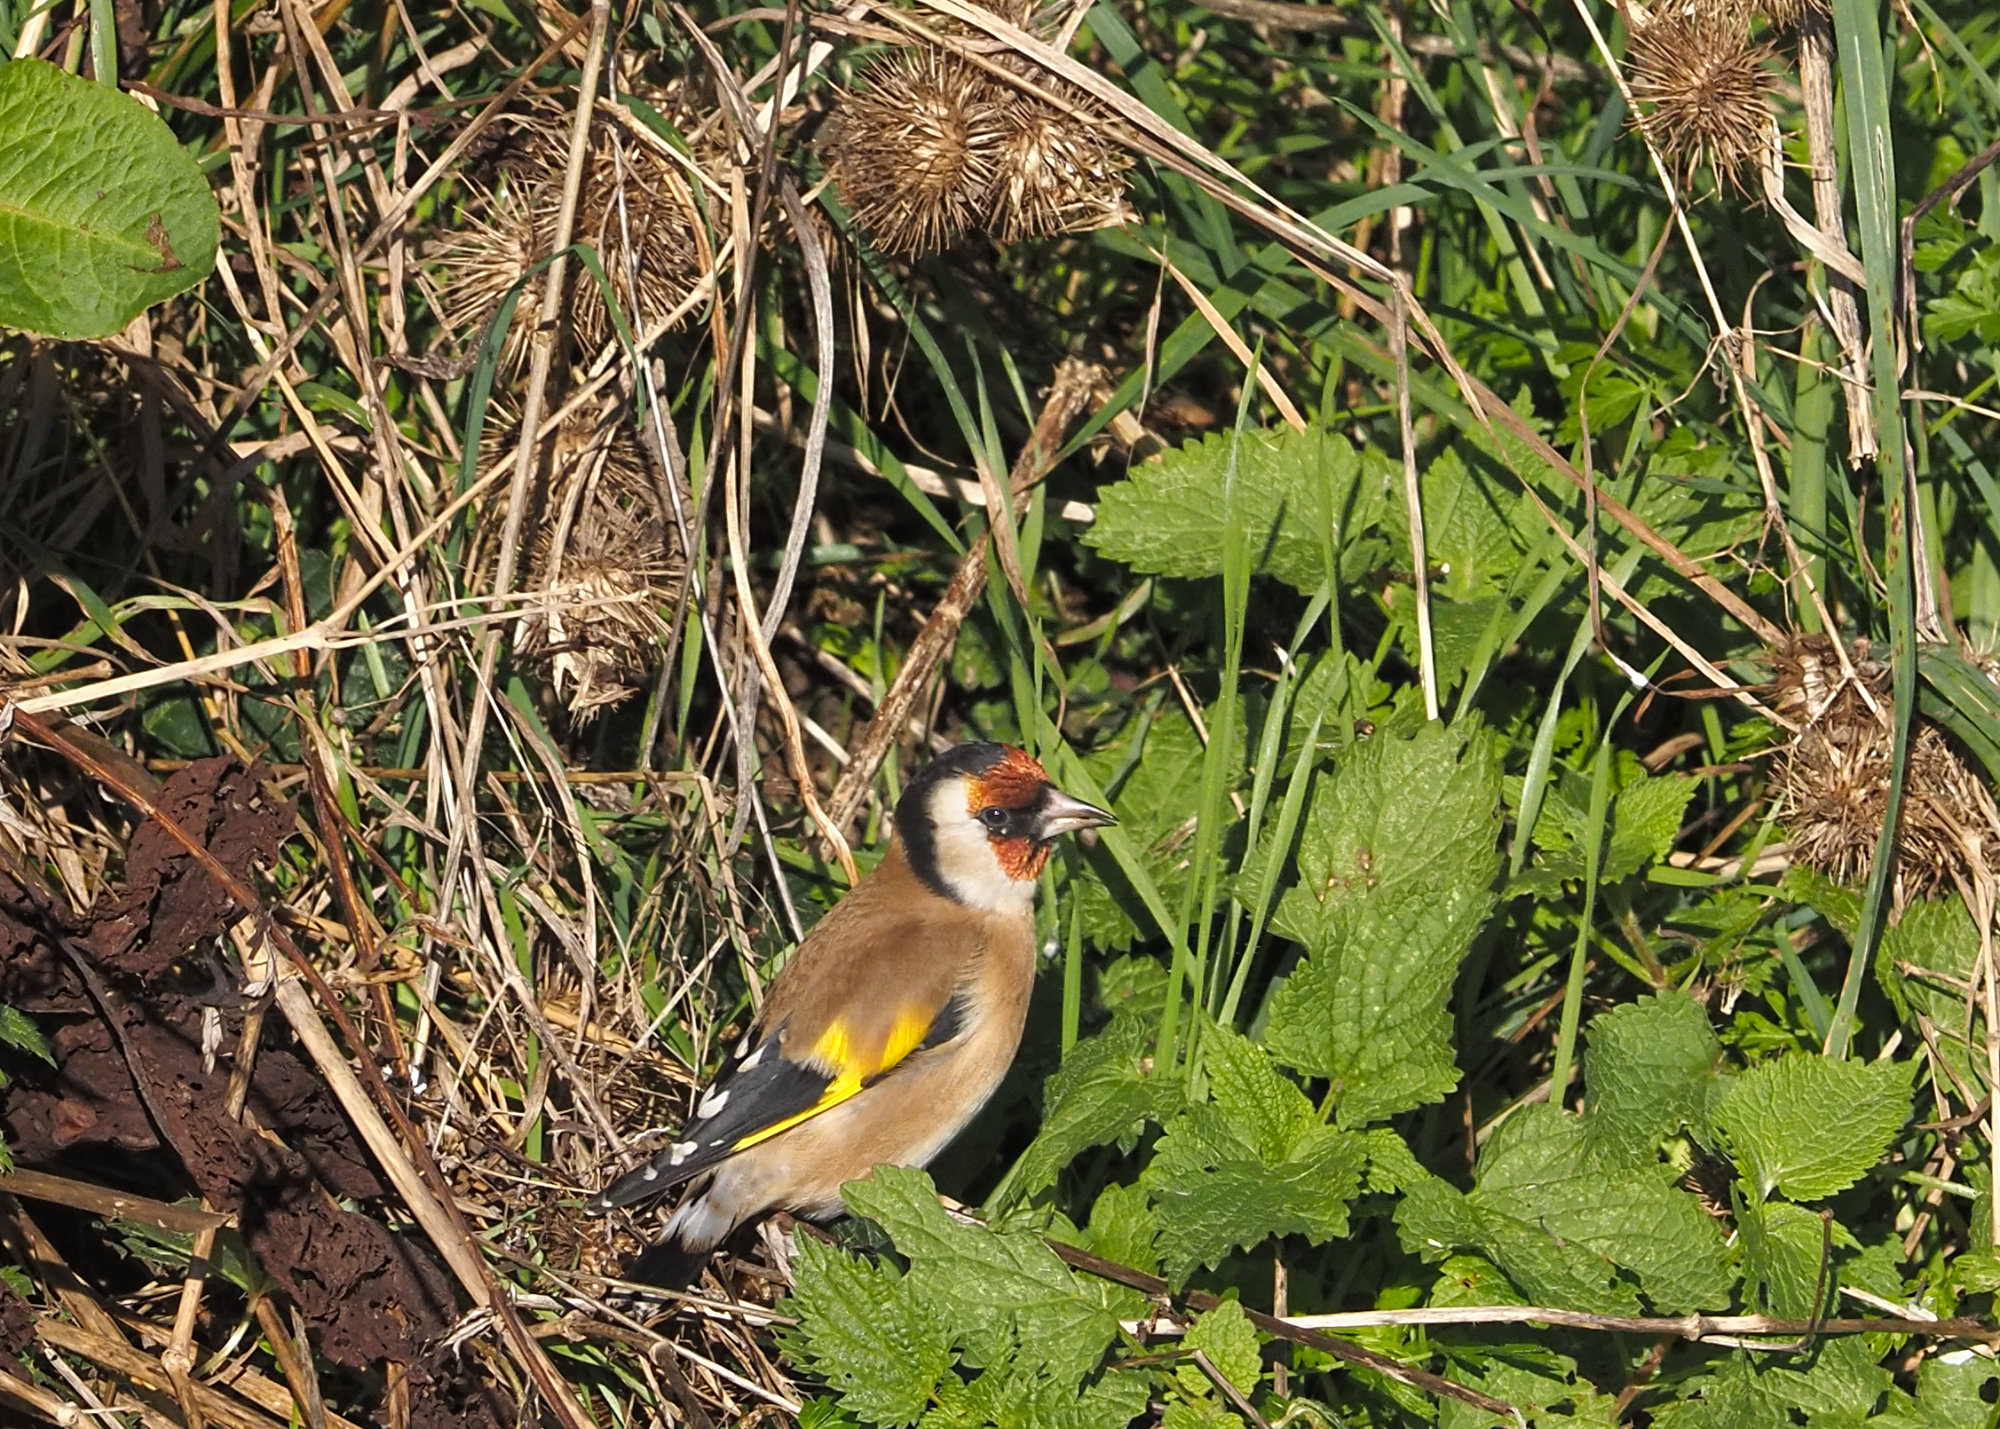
927,791 -> 1038,914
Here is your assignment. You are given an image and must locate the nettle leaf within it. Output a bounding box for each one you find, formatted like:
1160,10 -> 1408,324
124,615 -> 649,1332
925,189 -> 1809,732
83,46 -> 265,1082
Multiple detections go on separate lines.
1738,1199 -> 1842,1318
1006,1013 -> 1181,1202
1399,1105 -> 1734,1315
1142,1026 -> 1364,1283
1711,1054 -> 1913,1202
1526,766 -> 1697,889
1070,1182 -> 1162,1276
844,1166 -> 1125,1385
1582,990 -> 1726,1164
921,1356 -> 1149,1429
1174,1299 -> 1263,1403
1395,445 -> 1527,598
1083,425 -> 1391,594
786,1236 -> 953,1427
1265,722 -> 1502,1124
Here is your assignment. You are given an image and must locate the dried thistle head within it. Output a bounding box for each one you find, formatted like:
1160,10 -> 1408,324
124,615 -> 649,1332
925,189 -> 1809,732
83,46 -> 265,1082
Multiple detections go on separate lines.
430,177 -> 543,375
1627,9 -> 1777,192
1758,0 -> 1830,28
430,107 -> 706,371
566,120 -> 707,358
824,46 -> 1008,256
519,414 -> 685,722
1769,634 -> 1997,905
990,91 -> 1135,243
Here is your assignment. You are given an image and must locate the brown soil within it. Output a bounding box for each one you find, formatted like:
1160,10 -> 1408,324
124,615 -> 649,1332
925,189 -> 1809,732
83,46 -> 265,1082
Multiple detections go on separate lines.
0,756 -> 512,1429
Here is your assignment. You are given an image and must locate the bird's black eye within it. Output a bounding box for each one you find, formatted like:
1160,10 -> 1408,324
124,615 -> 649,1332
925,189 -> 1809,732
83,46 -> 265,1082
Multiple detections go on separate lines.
978,806 -> 1010,832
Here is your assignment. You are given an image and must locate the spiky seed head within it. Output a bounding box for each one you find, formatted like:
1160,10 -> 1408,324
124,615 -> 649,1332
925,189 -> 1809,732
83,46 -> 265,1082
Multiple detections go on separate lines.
566,125 -> 706,359
430,179 -> 543,375
1758,0 -> 1829,28
1768,634 -> 1994,905
431,107 -> 706,373
990,96 -> 1135,243
1627,10 -> 1777,193
825,47 -> 1008,257
485,406 -> 687,722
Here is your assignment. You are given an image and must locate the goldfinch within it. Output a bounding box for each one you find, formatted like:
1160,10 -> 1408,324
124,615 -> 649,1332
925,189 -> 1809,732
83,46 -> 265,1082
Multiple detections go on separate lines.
591,741 -> 1113,1286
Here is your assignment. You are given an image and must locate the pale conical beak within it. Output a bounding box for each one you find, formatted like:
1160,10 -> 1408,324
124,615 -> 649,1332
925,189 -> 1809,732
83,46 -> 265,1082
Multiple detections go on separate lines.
1032,788 -> 1116,842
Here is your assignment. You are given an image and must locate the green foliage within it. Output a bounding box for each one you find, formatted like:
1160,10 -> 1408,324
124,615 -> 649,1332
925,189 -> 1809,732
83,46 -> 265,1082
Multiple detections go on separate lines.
786,1238 -> 953,1426
1712,1054 -> 1914,1203
1398,1103 -> 1735,1315
0,58 -> 218,337
1580,990 -> 1724,1163
1141,1025 -> 1364,1282
1263,720 -> 1503,1124
1084,425 -> 1392,594
13,0 -> 1997,1416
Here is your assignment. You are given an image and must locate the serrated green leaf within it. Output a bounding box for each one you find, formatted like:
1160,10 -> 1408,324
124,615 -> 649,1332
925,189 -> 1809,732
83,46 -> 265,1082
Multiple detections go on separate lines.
1071,1182 -> 1162,1276
0,59 -> 221,338
1141,1026 -> 1364,1283
1175,1299 -> 1263,1402
919,1357 -> 1149,1429
1400,1105 -> 1734,1314
1712,1054 -> 1913,1202
0,1005 -> 52,1066
844,1167 -> 1122,1385
1002,1013 -> 1181,1204
1398,445 -> 1527,598
785,1237 -> 953,1427
1083,425 -> 1390,594
1582,991 -> 1724,1164
1531,767 -> 1697,886
1738,1199 -> 1834,1318
1264,723 -> 1501,1124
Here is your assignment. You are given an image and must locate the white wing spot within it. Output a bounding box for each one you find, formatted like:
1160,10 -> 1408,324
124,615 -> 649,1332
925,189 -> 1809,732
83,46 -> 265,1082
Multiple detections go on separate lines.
667,1140 -> 697,1167
697,1086 -> 730,1119
735,1032 -> 753,1058
642,1163 -> 660,1182
738,1044 -> 765,1073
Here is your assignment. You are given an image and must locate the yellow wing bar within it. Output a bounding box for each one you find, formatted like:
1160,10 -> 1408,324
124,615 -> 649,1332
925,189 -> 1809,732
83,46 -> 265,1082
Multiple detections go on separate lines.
728,1007 -> 935,1152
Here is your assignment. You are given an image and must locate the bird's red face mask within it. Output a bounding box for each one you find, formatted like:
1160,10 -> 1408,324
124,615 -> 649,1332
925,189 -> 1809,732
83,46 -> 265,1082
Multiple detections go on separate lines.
966,748 -> 1060,882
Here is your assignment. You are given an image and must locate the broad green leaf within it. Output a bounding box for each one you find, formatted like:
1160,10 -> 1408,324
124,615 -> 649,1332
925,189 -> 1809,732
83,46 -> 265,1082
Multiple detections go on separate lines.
1711,1054 -> 1913,1202
1737,1199 -> 1838,1319
1400,1106 -> 1735,1315
1174,1299 -> 1262,1402
1070,1182 -> 1162,1276
1648,1345 -> 1891,1429
0,59 -> 220,338
785,1237 -> 953,1427
1083,425 -> 1391,594
1265,723 -> 1502,1124
844,1166 -> 1124,1385
1142,1027 -> 1364,1282
919,1356 -> 1149,1429
1395,445 -> 1527,598
1002,1013 -> 1181,1204
1582,991 -> 1725,1164
1526,767 -> 1697,889
1475,1106 -> 1736,1313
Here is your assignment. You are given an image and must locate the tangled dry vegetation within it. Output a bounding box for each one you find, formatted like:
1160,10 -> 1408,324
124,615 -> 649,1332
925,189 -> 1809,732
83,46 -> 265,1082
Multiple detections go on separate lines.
0,2 -> 1150,1423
